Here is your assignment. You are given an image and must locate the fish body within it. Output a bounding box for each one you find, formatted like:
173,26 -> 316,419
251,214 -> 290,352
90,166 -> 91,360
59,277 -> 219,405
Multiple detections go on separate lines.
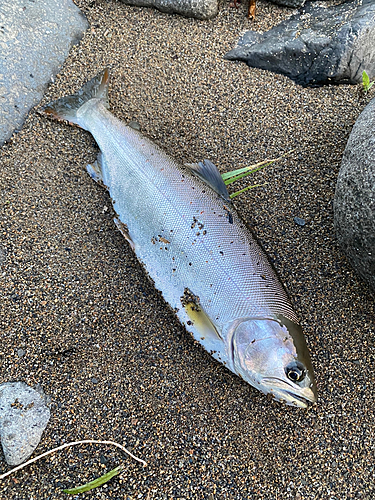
42,70 -> 317,407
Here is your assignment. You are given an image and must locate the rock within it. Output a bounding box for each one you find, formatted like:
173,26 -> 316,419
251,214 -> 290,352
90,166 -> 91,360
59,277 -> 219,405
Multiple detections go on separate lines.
294,217 -> 306,227
0,0 -> 88,146
0,247 -> 6,265
0,382 -> 50,466
271,0 -> 305,7
334,96 -> 375,292
225,0 -> 375,86
119,0 -> 218,20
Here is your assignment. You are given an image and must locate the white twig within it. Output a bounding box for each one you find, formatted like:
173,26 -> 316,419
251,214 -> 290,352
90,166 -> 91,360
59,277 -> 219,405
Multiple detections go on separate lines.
0,439 -> 147,480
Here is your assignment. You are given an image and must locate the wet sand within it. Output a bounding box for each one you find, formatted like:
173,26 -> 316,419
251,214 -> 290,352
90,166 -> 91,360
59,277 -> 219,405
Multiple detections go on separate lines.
0,1 -> 374,498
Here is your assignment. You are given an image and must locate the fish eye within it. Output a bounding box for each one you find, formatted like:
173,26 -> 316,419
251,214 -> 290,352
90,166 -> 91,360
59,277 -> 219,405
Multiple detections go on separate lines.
285,362 -> 306,383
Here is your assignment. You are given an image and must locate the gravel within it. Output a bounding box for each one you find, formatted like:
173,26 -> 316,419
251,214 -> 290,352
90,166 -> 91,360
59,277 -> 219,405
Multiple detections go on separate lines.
0,0 -> 374,498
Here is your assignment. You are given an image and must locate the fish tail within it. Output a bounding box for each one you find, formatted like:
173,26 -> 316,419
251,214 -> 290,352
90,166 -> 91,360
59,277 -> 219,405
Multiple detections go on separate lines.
40,68 -> 109,129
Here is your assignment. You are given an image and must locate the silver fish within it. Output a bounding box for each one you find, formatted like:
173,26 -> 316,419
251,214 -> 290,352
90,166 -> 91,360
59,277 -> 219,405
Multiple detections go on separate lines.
42,69 -> 317,407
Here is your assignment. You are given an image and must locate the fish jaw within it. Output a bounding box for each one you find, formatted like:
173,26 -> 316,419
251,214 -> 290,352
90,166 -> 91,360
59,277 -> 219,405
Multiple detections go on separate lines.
227,317 -> 317,407
260,377 -> 316,408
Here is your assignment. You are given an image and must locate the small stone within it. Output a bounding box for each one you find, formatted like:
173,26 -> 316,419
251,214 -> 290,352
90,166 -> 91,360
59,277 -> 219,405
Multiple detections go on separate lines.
0,382 -> 50,465
0,247 -> 6,265
91,377 -> 99,384
17,349 -> 26,358
294,217 -> 306,227
128,121 -> 141,131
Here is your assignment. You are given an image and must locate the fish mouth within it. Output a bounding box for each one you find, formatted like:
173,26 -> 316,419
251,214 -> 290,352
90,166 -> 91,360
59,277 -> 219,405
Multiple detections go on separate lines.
283,391 -> 313,408
262,378 -> 317,408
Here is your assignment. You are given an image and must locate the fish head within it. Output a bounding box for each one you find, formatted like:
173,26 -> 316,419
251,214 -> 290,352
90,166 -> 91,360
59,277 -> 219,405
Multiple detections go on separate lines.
230,315 -> 317,408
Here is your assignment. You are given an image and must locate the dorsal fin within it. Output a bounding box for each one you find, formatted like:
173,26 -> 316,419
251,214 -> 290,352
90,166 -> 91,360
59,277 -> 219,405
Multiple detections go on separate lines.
185,159 -> 230,201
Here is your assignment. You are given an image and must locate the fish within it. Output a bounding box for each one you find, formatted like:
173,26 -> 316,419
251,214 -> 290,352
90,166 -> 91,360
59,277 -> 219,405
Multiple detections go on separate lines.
41,69 -> 317,408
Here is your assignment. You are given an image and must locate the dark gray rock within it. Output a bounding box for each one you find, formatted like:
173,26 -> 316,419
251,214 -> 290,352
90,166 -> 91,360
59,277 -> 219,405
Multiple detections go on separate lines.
0,247 -> 6,265
119,0 -> 218,20
334,97 -> 375,292
0,0 -> 88,146
272,0 -> 305,7
225,0 -> 375,86
0,382 -> 50,465
294,216 -> 306,226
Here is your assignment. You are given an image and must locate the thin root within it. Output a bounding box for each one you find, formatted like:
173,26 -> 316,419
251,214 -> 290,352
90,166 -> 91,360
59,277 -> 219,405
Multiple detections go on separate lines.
0,439 -> 147,481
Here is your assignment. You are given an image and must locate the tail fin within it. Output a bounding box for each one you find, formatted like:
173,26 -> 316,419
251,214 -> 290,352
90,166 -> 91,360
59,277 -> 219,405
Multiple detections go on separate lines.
40,68 -> 109,127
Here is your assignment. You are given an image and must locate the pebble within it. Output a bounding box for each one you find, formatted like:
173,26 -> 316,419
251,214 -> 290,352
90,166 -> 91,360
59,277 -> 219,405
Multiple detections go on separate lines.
0,247 -> 6,265
0,382 -> 50,466
293,216 -> 306,226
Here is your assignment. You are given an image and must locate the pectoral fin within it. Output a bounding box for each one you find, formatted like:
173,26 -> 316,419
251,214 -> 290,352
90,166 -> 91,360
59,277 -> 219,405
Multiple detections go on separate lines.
185,159 -> 230,201
181,288 -> 228,365
184,301 -> 223,343
87,153 -> 105,186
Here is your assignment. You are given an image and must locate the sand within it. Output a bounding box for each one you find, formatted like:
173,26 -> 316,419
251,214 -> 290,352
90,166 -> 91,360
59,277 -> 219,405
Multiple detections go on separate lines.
0,0 -> 374,498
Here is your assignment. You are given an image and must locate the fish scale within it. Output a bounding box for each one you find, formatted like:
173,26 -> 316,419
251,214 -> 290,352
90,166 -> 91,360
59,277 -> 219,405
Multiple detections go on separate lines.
84,103 -> 296,326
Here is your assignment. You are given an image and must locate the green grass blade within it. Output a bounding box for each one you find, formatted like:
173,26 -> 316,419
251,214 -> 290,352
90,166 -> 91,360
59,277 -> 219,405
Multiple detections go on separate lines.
222,160 -> 273,186
368,81 -> 374,91
229,183 -> 266,199
221,159 -> 273,184
221,150 -> 295,187
363,70 -> 370,88
63,465 -> 124,494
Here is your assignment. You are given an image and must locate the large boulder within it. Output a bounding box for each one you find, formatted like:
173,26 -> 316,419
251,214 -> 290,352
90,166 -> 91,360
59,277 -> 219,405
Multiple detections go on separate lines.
119,0 -> 218,20
334,97 -> 375,292
0,0 -> 88,146
225,0 -> 375,86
